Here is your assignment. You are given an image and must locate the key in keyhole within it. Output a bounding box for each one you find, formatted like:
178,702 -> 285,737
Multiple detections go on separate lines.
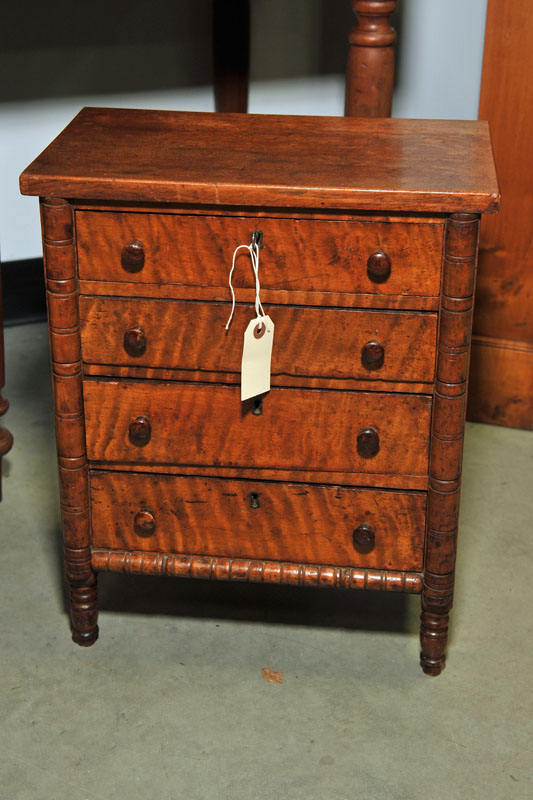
250,492 -> 260,509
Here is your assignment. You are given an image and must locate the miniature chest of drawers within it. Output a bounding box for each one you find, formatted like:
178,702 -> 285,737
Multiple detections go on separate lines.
20,108 -> 499,674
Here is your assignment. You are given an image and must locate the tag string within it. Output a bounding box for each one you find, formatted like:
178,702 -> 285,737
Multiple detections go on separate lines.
225,240 -> 265,330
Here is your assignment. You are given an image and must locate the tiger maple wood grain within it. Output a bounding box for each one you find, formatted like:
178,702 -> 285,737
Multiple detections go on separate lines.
83,380 -> 432,481
90,471 -> 426,572
79,296 -> 437,387
20,108 -> 499,212
76,211 -> 443,298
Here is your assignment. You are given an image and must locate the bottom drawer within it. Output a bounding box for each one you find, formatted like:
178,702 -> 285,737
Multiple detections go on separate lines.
90,472 -> 426,572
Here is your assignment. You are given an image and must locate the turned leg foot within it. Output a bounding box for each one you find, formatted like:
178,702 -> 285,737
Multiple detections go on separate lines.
65,546 -> 99,646
420,608 -> 449,676
70,579 -> 99,646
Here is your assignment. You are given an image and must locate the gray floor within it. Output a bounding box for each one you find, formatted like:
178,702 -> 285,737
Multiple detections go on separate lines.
1,322 -> 531,800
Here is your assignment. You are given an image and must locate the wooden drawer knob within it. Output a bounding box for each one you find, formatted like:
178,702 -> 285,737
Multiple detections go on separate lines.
121,241 -> 145,271
361,340 -> 384,370
357,426 -> 380,458
367,250 -> 391,282
129,415 -> 151,444
134,507 -> 156,537
123,326 -> 147,356
353,523 -> 375,551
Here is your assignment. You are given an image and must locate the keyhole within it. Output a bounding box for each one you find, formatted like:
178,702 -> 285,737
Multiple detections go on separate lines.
251,230 -> 263,248
250,492 -> 260,509
252,397 -> 263,415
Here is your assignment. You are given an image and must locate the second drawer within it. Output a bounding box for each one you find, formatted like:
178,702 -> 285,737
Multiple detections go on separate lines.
90,471 -> 426,571
79,296 -> 437,387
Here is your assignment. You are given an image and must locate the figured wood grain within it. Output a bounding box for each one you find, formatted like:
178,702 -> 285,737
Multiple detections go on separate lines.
82,364 -> 434,395
422,213 -> 480,676
19,108 -> 500,213
90,471 -> 426,571
92,549 -> 423,593
83,380 -> 432,482
79,296 -> 437,387
40,198 -> 98,646
76,211 -> 443,299
78,279 -> 440,312
84,461 -> 430,491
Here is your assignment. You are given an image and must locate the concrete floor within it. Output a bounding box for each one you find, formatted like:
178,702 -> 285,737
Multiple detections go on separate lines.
1,322 -> 531,800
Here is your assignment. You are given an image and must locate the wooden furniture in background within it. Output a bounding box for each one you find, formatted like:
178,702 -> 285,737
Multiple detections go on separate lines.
0,267 -> 13,500
213,0 -> 250,113
20,108 -> 498,674
468,0 -> 532,429
345,0 -> 397,117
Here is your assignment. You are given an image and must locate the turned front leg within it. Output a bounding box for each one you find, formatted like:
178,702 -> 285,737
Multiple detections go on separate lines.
41,197 -> 98,645
422,213 -> 480,675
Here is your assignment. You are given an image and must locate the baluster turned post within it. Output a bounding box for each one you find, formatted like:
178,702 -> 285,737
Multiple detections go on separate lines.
345,0 -> 398,117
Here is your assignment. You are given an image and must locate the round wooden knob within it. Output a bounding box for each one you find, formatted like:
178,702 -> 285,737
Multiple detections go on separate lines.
121,241 -> 145,272
367,250 -> 391,282
128,415 -> 151,444
134,507 -> 156,537
353,523 -> 375,551
123,326 -> 147,356
357,426 -> 380,458
361,340 -> 384,370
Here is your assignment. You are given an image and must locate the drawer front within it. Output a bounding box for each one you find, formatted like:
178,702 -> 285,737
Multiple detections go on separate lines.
76,211 -> 443,299
90,471 -> 426,571
84,380 -> 431,479
79,296 -> 437,386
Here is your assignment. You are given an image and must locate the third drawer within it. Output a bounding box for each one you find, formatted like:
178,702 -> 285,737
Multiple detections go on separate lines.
83,380 -> 432,486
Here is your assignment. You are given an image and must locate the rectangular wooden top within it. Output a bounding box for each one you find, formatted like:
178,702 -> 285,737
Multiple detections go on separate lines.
20,107 -> 500,213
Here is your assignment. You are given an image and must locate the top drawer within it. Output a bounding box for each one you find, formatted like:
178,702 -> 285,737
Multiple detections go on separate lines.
76,211 -> 443,301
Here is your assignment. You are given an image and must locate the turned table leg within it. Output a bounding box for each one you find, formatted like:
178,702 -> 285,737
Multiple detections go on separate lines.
421,213 -> 480,675
41,198 -> 98,645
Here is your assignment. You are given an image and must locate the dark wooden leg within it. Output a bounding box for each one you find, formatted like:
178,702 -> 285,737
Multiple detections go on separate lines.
345,0 -> 397,118
422,213 -> 480,675
213,0 -> 250,113
41,198 -> 98,646
0,264 -> 13,501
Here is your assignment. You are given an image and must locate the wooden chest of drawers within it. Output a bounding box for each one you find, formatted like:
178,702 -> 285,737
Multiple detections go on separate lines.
20,108 -> 499,675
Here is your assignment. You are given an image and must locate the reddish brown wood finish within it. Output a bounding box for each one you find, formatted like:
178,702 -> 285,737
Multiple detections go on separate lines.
468,0 -> 532,429
90,472 -> 426,571
213,0 -> 249,114
345,1 -> 397,118
78,278 -> 440,313
75,211 -> 443,300
421,213 -> 480,676
91,549 -> 423,593
19,109 -> 500,213
40,198 -> 98,646
79,296 -> 438,388
83,380 -> 432,485
0,264 -> 13,499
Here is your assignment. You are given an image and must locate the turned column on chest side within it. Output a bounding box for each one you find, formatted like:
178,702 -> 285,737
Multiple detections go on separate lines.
421,213 -> 480,676
41,197 -> 98,645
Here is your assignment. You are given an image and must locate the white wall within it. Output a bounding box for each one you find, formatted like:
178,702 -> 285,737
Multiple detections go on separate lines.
1,0 -> 487,262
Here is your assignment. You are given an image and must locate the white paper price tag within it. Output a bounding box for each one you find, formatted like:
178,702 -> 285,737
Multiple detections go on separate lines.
241,315 -> 274,401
